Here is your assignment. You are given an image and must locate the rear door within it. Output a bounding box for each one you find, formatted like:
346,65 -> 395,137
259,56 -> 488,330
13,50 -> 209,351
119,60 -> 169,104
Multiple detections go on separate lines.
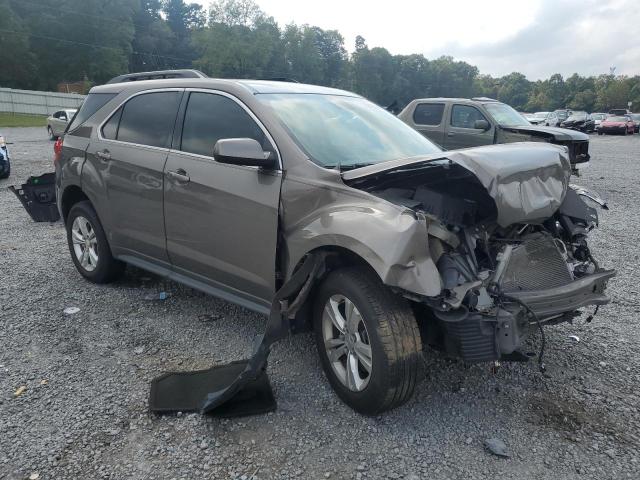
410,102 -> 446,147
163,90 -> 282,308
444,104 -> 494,149
86,89 -> 183,264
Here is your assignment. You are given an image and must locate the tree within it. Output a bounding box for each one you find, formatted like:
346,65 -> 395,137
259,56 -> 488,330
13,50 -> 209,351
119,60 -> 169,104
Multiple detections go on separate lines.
0,0 -> 37,89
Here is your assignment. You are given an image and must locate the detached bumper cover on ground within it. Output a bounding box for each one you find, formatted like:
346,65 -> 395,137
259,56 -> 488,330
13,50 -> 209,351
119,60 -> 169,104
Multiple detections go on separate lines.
149,253 -> 326,416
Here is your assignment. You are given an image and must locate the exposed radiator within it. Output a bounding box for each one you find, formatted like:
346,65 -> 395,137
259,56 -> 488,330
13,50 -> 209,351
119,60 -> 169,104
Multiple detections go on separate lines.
499,234 -> 573,293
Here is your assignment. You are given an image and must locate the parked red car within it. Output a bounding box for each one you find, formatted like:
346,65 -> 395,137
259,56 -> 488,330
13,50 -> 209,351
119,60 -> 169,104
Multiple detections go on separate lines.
597,115 -> 635,135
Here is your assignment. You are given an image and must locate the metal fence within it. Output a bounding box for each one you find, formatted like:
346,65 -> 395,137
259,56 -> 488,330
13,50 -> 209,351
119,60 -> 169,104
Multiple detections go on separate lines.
0,88 -> 85,116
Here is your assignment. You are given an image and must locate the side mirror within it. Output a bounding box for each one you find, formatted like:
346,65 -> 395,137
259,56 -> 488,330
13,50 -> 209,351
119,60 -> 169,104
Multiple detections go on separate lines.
474,119 -> 490,130
213,138 -> 275,168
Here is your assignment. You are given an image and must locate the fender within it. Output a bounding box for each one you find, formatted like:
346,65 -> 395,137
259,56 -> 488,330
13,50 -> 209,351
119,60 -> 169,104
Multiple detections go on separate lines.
281,176 -> 442,298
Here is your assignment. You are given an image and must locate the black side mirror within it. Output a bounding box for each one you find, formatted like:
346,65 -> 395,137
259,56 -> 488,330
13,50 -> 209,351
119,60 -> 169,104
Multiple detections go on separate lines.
213,138 -> 275,168
474,119 -> 490,130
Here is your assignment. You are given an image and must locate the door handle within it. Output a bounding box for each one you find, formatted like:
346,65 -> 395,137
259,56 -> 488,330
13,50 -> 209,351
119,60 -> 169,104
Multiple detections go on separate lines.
447,132 -> 456,137
95,150 -> 111,161
167,169 -> 190,183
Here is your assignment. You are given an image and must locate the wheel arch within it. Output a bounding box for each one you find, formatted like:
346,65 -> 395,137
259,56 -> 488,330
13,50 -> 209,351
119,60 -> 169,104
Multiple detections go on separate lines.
60,185 -> 91,223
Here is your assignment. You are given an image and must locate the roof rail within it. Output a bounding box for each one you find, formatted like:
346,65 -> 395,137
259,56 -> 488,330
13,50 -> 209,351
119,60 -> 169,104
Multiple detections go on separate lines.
106,69 -> 208,84
259,77 -> 300,83
471,97 -> 499,102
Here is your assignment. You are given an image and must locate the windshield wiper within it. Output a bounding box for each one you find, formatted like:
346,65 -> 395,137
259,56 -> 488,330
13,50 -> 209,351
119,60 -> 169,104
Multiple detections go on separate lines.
336,163 -> 374,171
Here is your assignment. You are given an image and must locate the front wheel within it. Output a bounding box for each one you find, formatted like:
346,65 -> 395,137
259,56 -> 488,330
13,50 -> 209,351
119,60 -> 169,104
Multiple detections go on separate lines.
66,201 -> 124,283
313,267 -> 423,415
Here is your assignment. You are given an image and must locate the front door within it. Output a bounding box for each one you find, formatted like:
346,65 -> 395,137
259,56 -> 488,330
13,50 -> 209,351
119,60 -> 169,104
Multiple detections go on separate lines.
86,89 -> 183,264
444,104 -> 494,150
163,90 -> 282,307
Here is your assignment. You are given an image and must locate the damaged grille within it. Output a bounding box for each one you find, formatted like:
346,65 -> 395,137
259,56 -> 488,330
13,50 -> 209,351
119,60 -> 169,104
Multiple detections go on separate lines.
564,140 -> 590,163
499,235 -> 573,293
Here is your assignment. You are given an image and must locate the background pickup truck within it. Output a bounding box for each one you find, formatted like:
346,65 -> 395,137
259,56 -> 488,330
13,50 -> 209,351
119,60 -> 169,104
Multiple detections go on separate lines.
398,97 -> 590,167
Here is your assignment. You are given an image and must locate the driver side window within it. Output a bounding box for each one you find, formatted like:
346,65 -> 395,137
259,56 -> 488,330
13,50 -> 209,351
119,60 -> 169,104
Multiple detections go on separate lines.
180,92 -> 274,158
451,105 -> 487,129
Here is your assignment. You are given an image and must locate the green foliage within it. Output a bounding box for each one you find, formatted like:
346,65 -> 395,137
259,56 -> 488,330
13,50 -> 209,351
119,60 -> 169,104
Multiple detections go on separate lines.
1,0 -> 639,113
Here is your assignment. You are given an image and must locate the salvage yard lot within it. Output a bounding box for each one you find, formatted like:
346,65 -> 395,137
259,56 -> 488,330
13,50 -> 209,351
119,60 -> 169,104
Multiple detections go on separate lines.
1,128 -> 639,480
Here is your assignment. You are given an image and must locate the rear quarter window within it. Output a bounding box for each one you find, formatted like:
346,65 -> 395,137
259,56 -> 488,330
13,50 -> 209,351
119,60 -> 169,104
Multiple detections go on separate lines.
413,103 -> 445,125
67,93 -> 118,132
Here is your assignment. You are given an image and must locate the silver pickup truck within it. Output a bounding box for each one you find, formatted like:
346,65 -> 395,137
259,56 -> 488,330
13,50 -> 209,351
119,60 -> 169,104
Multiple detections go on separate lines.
398,97 -> 590,168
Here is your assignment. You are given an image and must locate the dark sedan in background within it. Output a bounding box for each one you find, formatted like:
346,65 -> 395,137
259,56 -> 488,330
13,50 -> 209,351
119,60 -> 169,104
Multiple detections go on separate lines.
561,111 -> 595,132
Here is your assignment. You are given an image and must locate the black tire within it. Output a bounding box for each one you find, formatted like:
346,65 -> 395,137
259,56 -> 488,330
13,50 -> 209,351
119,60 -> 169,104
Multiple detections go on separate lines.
66,200 -> 124,283
313,267 -> 422,415
47,126 -> 56,141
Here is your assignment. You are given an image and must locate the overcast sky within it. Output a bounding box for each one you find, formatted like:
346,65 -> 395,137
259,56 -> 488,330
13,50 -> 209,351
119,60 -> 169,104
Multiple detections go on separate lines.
195,0 -> 640,80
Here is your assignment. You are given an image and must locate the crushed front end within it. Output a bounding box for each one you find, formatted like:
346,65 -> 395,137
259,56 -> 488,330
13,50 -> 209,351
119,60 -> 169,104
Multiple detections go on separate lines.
343,143 -> 615,364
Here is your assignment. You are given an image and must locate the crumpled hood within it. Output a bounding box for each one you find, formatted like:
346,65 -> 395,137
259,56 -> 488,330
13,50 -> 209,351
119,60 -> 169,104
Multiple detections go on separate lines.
342,142 -> 572,228
501,124 -> 589,141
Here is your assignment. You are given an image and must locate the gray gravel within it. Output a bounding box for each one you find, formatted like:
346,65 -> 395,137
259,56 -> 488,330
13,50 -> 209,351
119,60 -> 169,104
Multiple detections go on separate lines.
1,127 -> 639,480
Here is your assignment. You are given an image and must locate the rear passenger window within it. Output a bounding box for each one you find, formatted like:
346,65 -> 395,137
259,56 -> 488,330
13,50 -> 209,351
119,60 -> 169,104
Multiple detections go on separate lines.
117,91 -> 181,148
180,92 -> 272,157
413,103 -> 444,125
451,105 -> 487,128
101,107 -> 122,140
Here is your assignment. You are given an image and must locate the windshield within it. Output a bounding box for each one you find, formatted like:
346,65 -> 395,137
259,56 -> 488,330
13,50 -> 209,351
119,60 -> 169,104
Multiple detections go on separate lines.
259,94 -> 442,168
556,111 -> 569,120
607,116 -> 628,122
592,113 -> 606,120
484,103 -> 530,127
630,114 -> 640,121
534,112 -> 549,118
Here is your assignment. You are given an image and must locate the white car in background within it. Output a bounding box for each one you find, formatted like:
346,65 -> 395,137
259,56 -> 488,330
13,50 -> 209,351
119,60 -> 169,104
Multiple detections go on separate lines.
539,111 -> 560,126
46,109 -> 77,140
529,112 -> 550,125
591,113 -> 607,130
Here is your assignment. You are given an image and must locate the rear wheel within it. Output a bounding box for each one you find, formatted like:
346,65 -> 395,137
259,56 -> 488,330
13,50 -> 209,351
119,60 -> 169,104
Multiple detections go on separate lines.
313,267 -> 423,415
66,201 -> 124,283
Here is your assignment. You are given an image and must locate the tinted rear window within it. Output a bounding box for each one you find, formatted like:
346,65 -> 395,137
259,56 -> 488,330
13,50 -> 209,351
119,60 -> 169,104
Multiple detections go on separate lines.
413,103 -> 444,125
67,93 -> 117,131
117,92 -> 181,148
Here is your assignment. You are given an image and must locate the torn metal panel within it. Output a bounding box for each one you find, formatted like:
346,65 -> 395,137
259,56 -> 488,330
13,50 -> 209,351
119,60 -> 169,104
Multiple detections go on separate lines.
280,174 -> 443,298
343,142 -> 571,228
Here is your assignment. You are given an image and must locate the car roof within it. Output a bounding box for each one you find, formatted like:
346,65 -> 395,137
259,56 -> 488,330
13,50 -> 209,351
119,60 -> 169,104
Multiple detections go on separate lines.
89,78 -> 358,97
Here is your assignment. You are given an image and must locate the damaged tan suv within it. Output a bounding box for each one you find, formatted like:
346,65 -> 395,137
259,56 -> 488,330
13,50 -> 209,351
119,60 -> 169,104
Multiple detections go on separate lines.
56,73 -> 615,414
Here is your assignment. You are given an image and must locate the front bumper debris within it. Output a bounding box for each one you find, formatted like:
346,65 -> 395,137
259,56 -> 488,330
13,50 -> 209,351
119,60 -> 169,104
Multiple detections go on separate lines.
506,269 -> 615,318
149,252 -> 326,416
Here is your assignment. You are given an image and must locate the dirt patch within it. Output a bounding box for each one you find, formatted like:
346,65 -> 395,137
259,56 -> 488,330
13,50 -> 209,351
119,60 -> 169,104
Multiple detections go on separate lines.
528,393 -> 637,446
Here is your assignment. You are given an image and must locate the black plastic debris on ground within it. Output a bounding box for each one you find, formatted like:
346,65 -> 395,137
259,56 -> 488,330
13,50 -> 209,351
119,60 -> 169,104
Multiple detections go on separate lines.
9,172 -> 60,222
149,253 -> 325,418
149,361 -> 277,417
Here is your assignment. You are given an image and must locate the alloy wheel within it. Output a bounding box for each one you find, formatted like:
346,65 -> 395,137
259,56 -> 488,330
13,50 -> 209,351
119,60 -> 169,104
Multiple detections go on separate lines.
71,216 -> 99,272
321,294 -> 373,392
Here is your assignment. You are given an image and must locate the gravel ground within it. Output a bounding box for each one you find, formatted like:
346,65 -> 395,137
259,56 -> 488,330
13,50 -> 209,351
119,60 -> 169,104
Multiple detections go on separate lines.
1,127 -> 639,480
